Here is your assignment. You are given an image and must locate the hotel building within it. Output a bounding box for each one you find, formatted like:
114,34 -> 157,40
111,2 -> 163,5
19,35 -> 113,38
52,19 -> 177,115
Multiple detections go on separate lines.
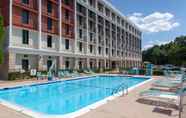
0,0 -> 142,78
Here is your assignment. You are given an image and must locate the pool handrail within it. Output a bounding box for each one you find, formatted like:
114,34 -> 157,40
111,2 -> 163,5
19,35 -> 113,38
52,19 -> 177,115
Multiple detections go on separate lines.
111,82 -> 128,96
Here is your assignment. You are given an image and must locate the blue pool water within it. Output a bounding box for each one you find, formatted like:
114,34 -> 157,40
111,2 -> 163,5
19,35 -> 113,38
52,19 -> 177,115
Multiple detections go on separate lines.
0,76 -> 148,115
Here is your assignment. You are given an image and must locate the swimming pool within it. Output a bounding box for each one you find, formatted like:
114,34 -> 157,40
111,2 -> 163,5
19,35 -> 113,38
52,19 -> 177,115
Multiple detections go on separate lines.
0,75 -> 150,117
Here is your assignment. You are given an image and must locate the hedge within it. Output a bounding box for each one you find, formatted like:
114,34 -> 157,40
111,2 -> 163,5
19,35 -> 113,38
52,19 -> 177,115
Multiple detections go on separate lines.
8,72 -> 32,81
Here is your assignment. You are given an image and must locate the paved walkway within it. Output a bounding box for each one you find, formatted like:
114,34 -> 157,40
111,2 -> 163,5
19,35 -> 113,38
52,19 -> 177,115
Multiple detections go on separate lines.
78,76 -> 179,118
181,93 -> 186,118
0,76 -> 180,118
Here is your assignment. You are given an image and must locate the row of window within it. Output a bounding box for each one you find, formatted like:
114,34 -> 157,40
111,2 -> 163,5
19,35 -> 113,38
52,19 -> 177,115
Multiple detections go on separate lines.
77,1 -> 141,36
22,30 -> 70,49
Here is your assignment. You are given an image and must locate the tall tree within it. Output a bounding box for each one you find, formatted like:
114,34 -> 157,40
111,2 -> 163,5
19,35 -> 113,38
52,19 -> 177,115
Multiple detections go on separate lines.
142,35 -> 186,67
0,16 -> 5,64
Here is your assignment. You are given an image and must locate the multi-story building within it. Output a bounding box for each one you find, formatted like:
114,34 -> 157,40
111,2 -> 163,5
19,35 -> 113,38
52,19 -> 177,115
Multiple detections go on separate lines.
0,0 -> 142,79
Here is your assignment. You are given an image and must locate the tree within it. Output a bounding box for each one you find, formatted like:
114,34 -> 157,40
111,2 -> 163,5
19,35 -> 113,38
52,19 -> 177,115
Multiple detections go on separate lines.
142,35 -> 186,67
0,16 -> 4,64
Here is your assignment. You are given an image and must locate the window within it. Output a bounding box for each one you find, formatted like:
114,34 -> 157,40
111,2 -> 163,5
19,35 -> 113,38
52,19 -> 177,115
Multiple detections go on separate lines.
22,10 -> 29,24
89,33 -> 93,42
63,0 -> 72,6
79,42 -> 82,52
98,47 -> 101,55
47,0 -> 52,13
22,59 -> 29,71
79,61 -> 82,69
47,35 -> 52,48
65,25 -> 70,35
90,61 -> 93,69
112,49 -> 114,56
89,45 -> 93,53
22,0 -> 29,4
47,18 -> 52,30
22,30 -> 29,44
79,29 -> 82,39
65,39 -> 69,50
47,60 -> 52,71
65,60 -> 69,69
106,48 -> 108,55
65,9 -> 69,20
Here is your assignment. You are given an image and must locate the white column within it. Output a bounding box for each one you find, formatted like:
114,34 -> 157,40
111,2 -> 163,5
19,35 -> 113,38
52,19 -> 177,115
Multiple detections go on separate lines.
38,55 -> 44,71
75,58 -> 79,69
38,0 -> 42,49
9,0 -> 13,47
86,8 -> 89,55
74,0 -> 77,54
59,0 -> 62,51
87,58 -> 90,69
59,56 -> 63,69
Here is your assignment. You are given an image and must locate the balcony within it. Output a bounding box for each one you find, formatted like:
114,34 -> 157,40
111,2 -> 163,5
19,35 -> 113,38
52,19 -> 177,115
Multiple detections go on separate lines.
42,0 -> 59,20
62,0 -> 74,11
42,17 -> 59,34
13,0 -> 38,13
12,8 -> 38,30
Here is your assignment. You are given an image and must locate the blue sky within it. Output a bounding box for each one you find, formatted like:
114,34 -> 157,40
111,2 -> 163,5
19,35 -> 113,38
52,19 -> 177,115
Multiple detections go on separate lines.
110,0 -> 186,50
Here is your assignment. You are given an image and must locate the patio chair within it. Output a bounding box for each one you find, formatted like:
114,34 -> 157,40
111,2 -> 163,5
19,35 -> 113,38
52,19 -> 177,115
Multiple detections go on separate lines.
58,70 -> 65,78
139,89 -> 184,109
83,69 -> 92,74
36,72 -> 47,80
71,70 -> 80,77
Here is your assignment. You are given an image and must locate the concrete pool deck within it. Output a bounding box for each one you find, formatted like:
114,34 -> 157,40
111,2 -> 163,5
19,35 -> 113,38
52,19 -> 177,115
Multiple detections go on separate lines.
0,76 -> 182,118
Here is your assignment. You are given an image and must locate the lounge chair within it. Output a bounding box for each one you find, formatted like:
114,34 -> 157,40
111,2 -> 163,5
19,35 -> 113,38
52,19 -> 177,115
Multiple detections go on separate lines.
139,89 -> 183,109
71,70 -> 80,77
88,69 -> 95,74
83,69 -> 92,74
58,70 -> 65,78
36,72 -> 47,80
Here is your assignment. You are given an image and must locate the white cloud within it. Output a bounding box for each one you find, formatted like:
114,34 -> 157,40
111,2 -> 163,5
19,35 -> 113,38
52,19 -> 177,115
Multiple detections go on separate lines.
143,44 -> 154,50
128,12 -> 180,33
143,39 -> 171,50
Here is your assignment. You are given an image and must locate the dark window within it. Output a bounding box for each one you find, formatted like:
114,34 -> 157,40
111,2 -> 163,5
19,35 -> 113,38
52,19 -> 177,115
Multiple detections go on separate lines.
22,0 -> 29,4
63,0 -> 70,5
47,60 -> 52,71
98,47 -> 101,54
22,30 -> 29,44
47,18 -> 52,30
90,61 -> 93,69
47,35 -> 52,48
79,29 -> 82,38
22,59 -> 29,71
79,61 -> 82,69
22,10 -> 29,24
79,42 -> 82,52
65,39 -> 69,50
47,0 -> 52,13
89,45 -> 93,53
106,48 -> 108,55
65,61 -> 69,69
65,10 -> 69,20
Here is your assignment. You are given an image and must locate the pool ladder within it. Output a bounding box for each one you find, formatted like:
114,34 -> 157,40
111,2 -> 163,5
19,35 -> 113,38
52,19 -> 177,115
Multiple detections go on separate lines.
111,83 -> 128,96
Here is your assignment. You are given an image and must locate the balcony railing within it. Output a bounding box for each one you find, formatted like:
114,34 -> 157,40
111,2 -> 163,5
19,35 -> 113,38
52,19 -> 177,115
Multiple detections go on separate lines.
13,0 -> 38,13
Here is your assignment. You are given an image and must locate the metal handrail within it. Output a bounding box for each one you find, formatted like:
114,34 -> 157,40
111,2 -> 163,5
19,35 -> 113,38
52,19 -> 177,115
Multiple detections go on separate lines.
111,83 -> 128,96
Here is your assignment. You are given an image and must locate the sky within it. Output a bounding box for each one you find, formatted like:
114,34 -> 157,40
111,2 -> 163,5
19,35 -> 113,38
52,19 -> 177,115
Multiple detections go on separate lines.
110,0 -> 186,50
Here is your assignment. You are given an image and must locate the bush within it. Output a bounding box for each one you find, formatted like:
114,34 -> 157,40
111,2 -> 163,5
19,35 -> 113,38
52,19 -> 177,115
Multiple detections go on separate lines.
153,70 -> 164,76
8,72 -> 32,81
139,69 -> 146,75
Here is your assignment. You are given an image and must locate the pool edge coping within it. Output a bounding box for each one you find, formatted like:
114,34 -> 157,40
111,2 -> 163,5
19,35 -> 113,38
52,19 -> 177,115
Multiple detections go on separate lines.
0,74 -> 153,118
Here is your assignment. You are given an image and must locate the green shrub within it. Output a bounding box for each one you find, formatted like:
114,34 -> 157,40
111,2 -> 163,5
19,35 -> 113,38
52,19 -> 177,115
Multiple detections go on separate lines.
139,69 -> 146,75
8,72 -> 32,81
153,70 -> 164,75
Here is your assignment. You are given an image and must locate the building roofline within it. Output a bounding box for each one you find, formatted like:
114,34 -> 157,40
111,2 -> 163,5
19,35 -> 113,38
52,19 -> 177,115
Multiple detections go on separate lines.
101,0 -> 141,32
